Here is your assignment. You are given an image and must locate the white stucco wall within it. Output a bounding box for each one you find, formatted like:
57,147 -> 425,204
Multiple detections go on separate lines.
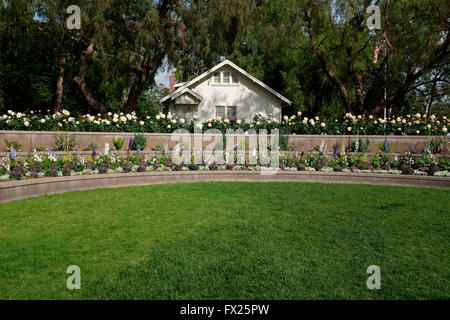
168,65 -> 283,123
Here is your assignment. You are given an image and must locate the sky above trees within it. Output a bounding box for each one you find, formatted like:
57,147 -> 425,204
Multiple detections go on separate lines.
0,0 -> 448,118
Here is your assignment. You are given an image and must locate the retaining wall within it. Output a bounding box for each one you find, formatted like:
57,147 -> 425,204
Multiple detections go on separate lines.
1,130 -> 449,154
1,171 -> 448,203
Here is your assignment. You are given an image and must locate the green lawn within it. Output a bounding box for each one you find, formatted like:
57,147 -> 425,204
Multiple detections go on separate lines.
0,182 -> 449,299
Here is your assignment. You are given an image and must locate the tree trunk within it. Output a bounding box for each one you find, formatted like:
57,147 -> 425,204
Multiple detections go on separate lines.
123,55 -> 152,114
73,43 -> 107,116
53,55 -> 66,114
305,3 -> 352,114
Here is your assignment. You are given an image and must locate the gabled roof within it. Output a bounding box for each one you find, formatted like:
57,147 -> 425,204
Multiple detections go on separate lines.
160,59 -> 292,105
171,87 -> 202,102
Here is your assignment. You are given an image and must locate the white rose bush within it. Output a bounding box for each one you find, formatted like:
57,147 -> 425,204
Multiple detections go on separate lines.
0,110 -> 448,136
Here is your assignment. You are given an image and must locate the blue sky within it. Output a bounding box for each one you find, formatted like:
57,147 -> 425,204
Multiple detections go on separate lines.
154,66 -> 172,88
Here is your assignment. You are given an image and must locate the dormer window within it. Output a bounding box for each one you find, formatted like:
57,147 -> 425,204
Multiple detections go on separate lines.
231,72 -> 238,84
223,72 -> 230,84
212,71 -> 239,85
213,72 -> 221,84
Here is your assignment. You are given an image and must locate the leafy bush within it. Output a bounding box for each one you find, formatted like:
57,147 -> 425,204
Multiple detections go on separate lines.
4,139 -> 21,151
279,135 -> 291,151
132,134 -> 147,150
350,138 -> 370,153
53,133 -> 76,152
113,138 -> 124,150
427,137 -> 446,154
378,141 -> 392,153
86,142 -> 98,151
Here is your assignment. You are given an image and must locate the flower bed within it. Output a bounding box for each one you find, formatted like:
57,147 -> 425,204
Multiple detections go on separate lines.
1,149 -> 449,183
1,109 -> 448,135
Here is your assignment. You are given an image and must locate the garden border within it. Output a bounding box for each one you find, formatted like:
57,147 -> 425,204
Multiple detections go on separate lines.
1,130 -> 449,154
1,171 -> 448,203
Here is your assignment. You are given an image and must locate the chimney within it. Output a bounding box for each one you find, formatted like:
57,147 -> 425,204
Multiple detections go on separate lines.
169,76 -> 175,93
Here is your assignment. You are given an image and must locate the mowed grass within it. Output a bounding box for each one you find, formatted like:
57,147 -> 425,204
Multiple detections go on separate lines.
0,182 -> 449,300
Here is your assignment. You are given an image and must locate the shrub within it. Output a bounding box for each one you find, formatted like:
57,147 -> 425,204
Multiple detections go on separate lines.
279,135 -> 291,151
132,134 -> 146,150
10,164 -> 25,180
378,141 -> 392,153
53,133 -> 76,152
4,139 -> 21,152
350,138 -> 370,153
427,137 -> 446,154
86,142 -> 98,151
113,138 -> 124,150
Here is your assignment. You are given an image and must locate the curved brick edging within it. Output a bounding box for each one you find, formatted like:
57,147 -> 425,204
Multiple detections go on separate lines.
0,171 -> 448,203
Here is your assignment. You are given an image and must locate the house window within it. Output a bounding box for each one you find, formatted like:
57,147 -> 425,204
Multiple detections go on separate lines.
222,72 -> 230,84
212,71 -> 239,85
215,106 -> 225,120
213,72 -> 221,84
215,106 -> 237,122
176,105 -> 198,121
227,106 -> 237,122
231,72 -> 239,84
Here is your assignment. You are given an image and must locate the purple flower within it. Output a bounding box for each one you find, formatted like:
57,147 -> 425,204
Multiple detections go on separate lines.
154,162 -> 161,168
333,144 -> 339,158
137,161 -> 146,172
289,161 -> 295,168
351,165 -> 358,171
240,165 -> 247,170
385,164 -> 391,170
298,163 -> 305,171
91,149 -> 97,157
128,138 -> 133,150
48,164 -> 58,177
165,159 -> 172,167
226,163 -> 234,170
306,142 -> 310,152
420,166 -> 429,172
376,166 -> 382,171
279,162 -> 285,169
367,164 -> 373,170
257,161 -> 263,167
384,138 -> 388,153
315,162 -> 323,170
209,162 -> 218,170
74,145 -> 79,151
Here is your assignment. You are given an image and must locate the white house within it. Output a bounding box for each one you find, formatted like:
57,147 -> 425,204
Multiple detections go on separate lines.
160,59 -> 292,123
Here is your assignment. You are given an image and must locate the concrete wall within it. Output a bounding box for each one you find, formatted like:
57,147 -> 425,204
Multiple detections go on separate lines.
169,65 -> 283,122
1,171 -> 449,203
1,130 -> 448,154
